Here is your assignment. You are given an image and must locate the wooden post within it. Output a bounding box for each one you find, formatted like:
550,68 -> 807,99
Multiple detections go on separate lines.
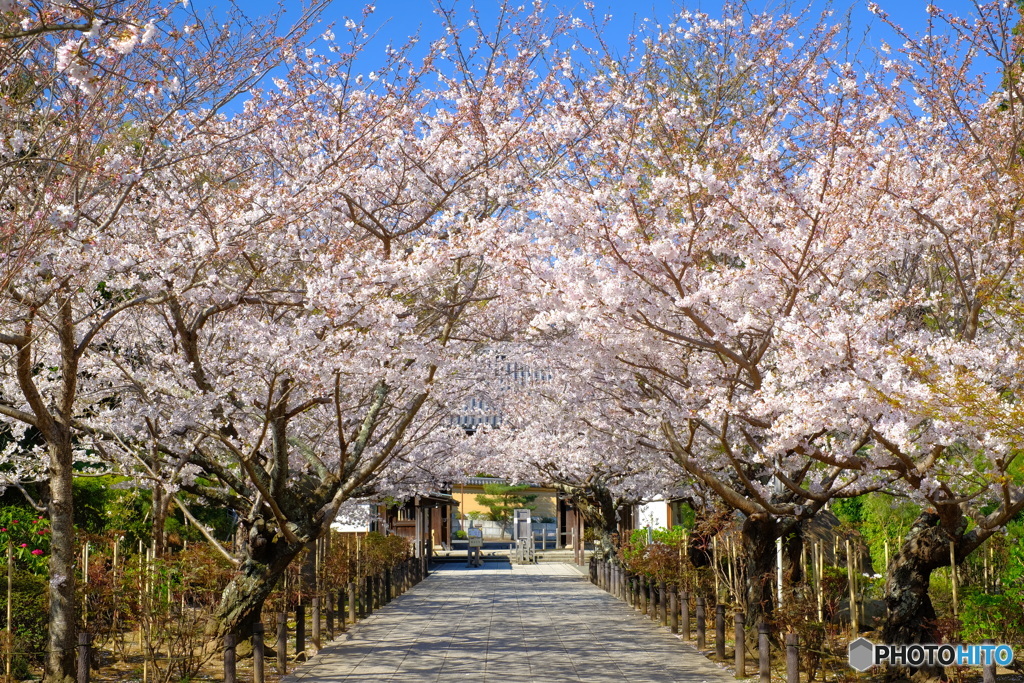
338,587 -> 347,632
659,580 -> 668,626
982,639 -> 996,683
670,588 -> 679,634
759,622 -> 770,683
348,582 -> 357,623
77,632 -> 90,683
640,576 -> 648,615
223,634 -> 237,683
696,596 -> 706,650
735,612 -> 746,678
295,603 -> 306,661
681,591 -> 691,640
252,623 -> 265,683
786,633 -> 799,683
312,596 -> 321,650
276,613 -> 287,675
326,592 -> 334,639
716,604 -> 726,660
364,576 -> 373,616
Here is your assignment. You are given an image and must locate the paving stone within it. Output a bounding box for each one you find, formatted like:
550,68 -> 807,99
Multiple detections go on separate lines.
282,563 -> 740,683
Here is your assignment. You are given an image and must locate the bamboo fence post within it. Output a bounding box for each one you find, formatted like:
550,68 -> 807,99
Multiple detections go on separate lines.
82,541 -> 89,626
730,536 -> 738,601
6,540 -> 11,683
983,545 -> 989,593
713,535 -> 721,600
950,541 -> 958,617
816,542 -> 824,622
846,539 -> 857,634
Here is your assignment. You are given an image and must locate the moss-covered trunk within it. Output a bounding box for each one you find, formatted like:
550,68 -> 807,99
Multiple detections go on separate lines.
882,511 -> 965,683
208,517 -> 308,640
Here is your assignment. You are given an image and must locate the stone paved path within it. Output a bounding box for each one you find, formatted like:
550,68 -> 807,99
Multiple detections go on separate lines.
283,562 -> 738,683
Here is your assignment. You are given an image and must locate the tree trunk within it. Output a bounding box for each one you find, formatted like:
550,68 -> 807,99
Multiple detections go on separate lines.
43,437 -> 76,683
208,517 -> 308,640
151,484 -> 171,559
881,512 -> 957,683
740,514 -> 779,635
564,485 -> 620,561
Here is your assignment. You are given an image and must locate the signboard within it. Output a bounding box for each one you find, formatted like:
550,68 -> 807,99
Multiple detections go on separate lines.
513,508 -> 532,542
467,527 -> 483,548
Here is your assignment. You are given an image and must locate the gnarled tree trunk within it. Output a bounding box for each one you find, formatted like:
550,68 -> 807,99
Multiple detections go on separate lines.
882,511 -> 962,683
207,516 -> 310,640
739,514 -> 801,647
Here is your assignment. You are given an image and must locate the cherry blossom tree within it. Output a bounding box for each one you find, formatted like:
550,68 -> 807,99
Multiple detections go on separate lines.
0,1 -> 325,678
511,4 -> 913,631
833,5 -> 1024,674
83,2 -> 601,639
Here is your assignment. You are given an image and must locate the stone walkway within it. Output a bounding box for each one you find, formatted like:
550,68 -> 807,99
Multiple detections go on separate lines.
283,562 -> 738,683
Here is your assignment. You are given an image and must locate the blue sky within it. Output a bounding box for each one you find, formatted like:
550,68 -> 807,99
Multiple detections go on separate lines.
223,1 -> 1002,77
256,1 -> 985,42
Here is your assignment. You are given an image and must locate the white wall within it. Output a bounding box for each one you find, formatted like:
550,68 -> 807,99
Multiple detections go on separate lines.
636,497 -> 670,530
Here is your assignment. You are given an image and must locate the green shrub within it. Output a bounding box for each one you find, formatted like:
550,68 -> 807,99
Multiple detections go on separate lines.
960,532 -> 1024,646
0,569 -> 48,676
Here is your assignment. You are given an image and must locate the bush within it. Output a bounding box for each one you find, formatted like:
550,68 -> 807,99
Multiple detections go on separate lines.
960,533 -> 1024,651
0,569 -> 48,677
